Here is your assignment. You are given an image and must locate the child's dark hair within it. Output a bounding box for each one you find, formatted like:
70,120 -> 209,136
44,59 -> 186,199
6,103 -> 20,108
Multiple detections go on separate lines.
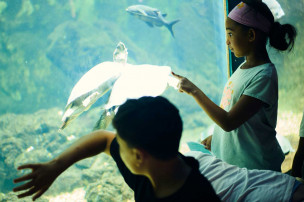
112,96 -> 183,160
243,0 -> 297,51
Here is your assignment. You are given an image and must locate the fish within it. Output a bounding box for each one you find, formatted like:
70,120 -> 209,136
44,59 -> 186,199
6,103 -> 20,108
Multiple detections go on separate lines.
126,5 -> 180,37
60,63 -> 179,131
59,61 -> 124,130
60,42 -> 128,130
93,64 -> 179,130
60,42 -> 179,130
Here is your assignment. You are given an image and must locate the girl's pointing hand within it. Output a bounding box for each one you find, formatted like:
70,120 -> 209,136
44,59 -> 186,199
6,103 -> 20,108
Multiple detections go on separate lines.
171,72 -> 199,95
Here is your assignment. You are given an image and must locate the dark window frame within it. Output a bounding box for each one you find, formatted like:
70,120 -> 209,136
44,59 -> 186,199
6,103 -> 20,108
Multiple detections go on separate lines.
225,0 -> 245,76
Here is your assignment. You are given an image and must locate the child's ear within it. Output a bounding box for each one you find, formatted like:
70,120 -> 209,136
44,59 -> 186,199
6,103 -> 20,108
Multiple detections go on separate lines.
248,28 -> 256,42
133,148 -> 145,166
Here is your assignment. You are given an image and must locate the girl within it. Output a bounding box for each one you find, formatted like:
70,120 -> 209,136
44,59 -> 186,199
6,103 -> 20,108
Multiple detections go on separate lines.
173,0 -> 297,171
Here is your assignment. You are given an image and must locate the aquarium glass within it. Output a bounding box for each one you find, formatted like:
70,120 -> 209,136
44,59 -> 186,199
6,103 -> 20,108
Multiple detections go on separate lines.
0,0 -> 227,201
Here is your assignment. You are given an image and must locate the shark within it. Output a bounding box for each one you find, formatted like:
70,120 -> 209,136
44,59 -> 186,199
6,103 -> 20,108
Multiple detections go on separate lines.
126,5 -> 180,37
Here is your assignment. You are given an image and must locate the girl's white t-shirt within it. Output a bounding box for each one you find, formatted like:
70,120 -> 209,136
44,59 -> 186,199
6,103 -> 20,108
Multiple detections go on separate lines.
211,63 -> 284,171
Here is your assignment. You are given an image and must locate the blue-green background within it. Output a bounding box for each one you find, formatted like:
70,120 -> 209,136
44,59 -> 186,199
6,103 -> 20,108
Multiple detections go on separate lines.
0,0 -> 303,201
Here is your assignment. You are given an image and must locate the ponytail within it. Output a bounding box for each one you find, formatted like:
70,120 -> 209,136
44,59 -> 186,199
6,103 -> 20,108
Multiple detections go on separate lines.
243,0 -> 297,52
269,22 -> 297,52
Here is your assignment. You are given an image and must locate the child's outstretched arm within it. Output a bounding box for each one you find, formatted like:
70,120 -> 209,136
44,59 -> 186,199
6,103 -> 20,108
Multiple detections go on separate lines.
172,72 -> 264,132
13,130 -> 115,201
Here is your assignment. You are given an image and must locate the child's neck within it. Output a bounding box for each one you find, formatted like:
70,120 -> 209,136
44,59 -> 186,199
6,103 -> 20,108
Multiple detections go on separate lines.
147,156 -> 192,198
242,48 -> 271,69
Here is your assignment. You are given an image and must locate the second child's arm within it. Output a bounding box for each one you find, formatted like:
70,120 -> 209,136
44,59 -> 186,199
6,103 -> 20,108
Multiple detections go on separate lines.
52,130 -> 115,165
13,130 -> 115,200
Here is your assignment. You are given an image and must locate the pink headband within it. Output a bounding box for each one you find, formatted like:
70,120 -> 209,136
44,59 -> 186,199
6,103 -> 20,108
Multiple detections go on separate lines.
228,2 -> 272,33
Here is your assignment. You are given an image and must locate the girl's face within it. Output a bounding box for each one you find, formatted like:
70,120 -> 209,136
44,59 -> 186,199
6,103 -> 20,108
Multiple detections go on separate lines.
225,18 -> 251,58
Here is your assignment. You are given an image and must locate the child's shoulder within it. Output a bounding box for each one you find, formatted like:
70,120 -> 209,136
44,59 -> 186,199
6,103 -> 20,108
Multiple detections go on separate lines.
254,63 -> 276,78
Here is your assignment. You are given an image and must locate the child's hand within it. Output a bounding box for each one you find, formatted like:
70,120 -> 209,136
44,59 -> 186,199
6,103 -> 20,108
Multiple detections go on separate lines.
201,135 -> 212,151
171,72 -> 199,95
13,161 -> 62,201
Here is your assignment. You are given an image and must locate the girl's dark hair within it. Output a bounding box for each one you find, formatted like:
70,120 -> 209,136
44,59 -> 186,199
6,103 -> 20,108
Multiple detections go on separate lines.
243,0 -> 297,51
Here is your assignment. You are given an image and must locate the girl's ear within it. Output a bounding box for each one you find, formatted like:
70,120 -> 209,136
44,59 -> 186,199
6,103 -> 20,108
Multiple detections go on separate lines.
248,28 -> 256,42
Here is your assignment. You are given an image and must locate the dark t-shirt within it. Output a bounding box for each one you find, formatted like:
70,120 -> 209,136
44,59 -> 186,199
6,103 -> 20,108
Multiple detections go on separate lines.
110,138 -> 220,202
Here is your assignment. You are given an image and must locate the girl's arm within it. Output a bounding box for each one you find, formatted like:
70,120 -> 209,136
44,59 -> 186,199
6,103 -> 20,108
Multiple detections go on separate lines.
13,130 -> 115,200
173,72 -> 264,132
